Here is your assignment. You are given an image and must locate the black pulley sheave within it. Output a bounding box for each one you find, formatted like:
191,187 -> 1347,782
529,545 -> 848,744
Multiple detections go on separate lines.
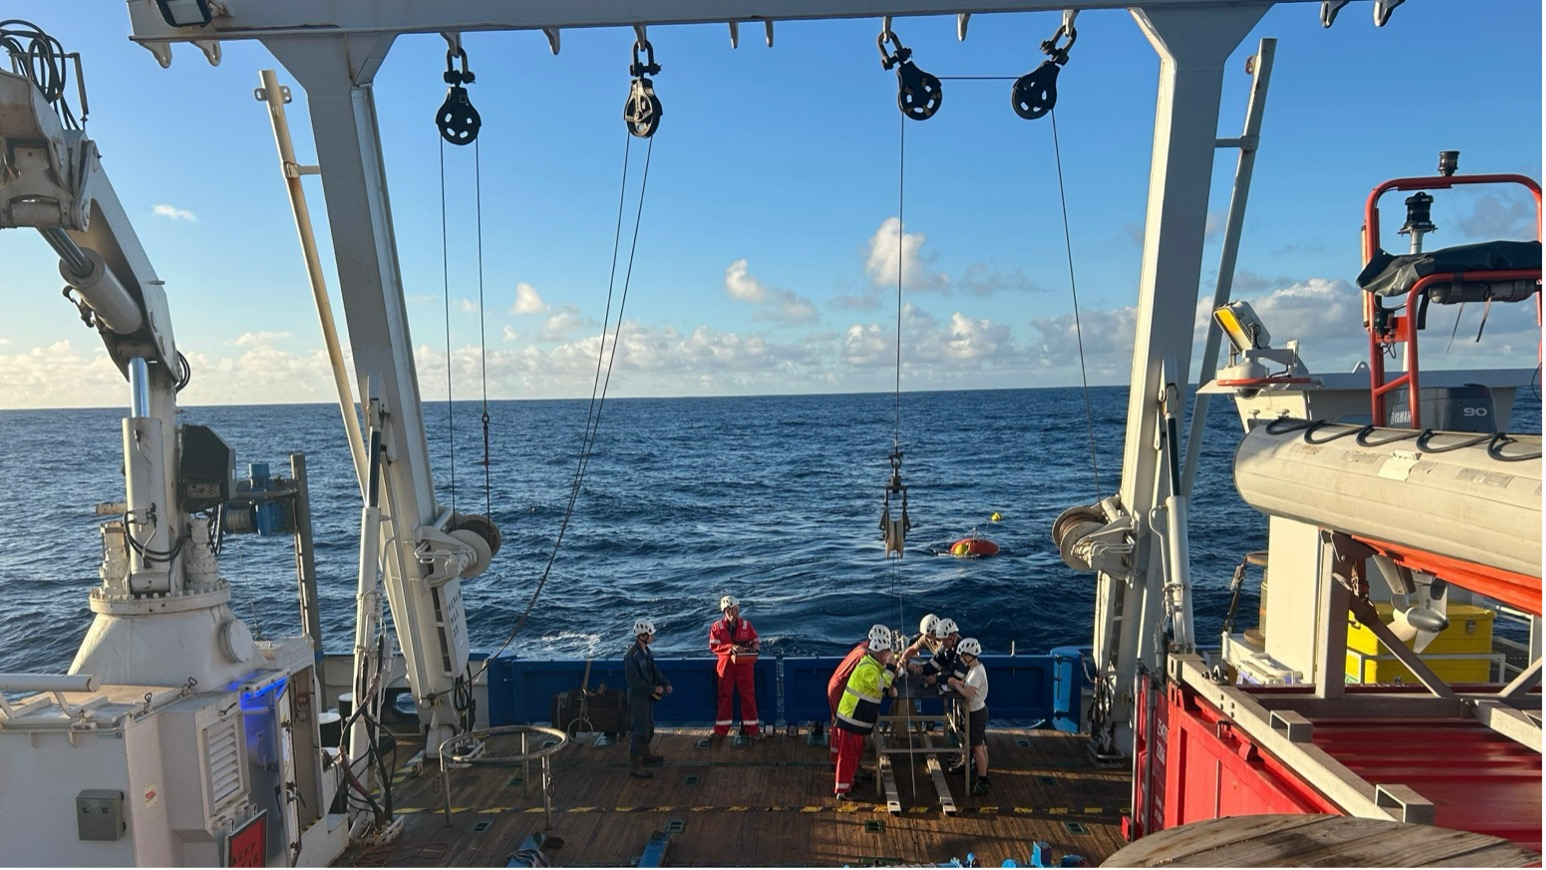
877,30 -> 942,122
437,47 -> 481,145
1012,24 -> 1076,120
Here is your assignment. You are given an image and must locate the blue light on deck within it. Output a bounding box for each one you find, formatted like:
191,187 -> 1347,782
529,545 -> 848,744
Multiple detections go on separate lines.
239,675 -> 288,711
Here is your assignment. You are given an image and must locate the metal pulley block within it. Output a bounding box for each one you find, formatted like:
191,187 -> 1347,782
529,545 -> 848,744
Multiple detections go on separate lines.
879,450 -> 911,558
877,30 -> 942,122
623,39 -> 663,138
436,47 -> 481,145
1012,20 -> 1076,120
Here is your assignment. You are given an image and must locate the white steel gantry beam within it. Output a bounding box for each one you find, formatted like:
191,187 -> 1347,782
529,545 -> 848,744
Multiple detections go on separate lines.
126,1 -> 1320,43
1093,4 -> 1269,757
260,32 -> 472,758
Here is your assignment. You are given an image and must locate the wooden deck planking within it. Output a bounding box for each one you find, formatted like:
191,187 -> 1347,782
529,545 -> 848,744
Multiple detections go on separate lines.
348,727 -> 1127,866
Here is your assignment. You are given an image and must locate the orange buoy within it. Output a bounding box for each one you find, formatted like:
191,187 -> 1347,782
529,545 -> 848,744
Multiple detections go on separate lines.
950,536 -> 1000,558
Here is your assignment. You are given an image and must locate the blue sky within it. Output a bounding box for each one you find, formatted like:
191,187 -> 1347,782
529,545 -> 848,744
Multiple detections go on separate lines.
0,2 -> 1540,408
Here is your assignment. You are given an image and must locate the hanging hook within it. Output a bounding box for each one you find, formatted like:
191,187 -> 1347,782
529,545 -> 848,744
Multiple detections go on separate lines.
436,41 -> 481,145
1011,13 -> 1078,121
876,27 -> 942,122
623,39 -> 663,138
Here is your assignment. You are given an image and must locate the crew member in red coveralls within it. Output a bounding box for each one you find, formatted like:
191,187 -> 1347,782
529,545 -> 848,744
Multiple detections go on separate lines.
709,595 -> 762,738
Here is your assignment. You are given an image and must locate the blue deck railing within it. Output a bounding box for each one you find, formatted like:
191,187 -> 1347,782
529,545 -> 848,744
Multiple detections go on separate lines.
485,647 -> 1090,732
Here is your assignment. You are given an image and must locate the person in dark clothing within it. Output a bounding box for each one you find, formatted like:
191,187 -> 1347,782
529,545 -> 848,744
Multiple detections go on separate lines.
624,617 -> 672,779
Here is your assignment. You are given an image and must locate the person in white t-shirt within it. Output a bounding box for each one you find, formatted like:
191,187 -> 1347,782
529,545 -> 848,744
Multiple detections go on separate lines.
946,637 -> 991,795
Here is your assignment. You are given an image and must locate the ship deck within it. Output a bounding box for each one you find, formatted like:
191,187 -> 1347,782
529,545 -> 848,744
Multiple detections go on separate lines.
342,726 -> 1128,867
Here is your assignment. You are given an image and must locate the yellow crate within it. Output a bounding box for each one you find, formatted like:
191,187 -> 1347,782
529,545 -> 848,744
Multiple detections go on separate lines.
1346,651 -> 1495,685
1346,602 -> 1495,657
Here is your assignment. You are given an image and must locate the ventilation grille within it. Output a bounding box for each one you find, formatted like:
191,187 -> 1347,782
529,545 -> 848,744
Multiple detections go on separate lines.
203,716 -> 244,812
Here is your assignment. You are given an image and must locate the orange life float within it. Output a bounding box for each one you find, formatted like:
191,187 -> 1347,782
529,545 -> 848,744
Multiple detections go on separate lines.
950,537 -> 1000,558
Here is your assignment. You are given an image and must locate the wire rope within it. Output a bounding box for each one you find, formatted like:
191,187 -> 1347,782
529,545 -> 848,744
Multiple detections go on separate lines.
472,132 -> 655,677
891,113 -> 919,799
438,138 -> 458,513
1049,109 -> 1104,501
894,114 -> 905,453
476,138 -> 492,517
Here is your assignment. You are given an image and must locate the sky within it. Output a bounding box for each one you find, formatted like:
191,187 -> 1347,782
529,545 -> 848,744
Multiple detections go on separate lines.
0,2 -> 1540,409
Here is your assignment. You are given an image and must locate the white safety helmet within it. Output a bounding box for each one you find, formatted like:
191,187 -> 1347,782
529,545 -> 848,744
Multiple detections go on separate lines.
919,613 -> 940,636
633,618 -> 656,637
868,635 -> 891,653
958,637 -> 982,657
867,624 -> 892,648
720,595 -> 740,611
933,617 -> 959,639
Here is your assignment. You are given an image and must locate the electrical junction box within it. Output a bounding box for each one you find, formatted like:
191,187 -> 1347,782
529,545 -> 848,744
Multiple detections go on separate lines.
76,789 -> 125,841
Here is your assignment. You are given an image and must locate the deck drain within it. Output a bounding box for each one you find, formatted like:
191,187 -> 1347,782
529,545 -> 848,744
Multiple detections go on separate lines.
1016,738 -> 1031,747
696,739 -> 711,749
1038,775 -> 1056,785
1063,821 -> 1089,835
665,820 -> 686,834
471,821 -> 492,833
682,775 -> 701,786
507,776 -> 524,787
864,821 -> 885,834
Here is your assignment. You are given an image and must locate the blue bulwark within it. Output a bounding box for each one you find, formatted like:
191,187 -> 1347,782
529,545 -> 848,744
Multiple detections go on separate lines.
485,653 -> 1074,731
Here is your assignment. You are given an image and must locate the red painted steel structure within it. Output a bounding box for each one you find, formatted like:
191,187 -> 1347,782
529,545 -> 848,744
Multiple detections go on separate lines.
1132,679 -> 1543,853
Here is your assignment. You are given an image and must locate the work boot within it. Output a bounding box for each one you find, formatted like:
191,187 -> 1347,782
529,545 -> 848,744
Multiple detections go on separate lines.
629,754 -> 654,779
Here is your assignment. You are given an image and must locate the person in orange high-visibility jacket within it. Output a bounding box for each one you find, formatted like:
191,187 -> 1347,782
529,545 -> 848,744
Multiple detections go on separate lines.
832,631 -> 899,799
709,595 -> 761,738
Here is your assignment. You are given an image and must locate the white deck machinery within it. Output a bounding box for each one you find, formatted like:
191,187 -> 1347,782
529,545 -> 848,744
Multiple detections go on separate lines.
0,20 -> 499,866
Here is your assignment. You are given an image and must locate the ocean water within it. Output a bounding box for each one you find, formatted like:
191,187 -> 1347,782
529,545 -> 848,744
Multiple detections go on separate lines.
0,385 -> 1538,674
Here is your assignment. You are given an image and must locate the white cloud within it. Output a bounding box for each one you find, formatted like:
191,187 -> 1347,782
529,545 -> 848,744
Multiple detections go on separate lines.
538,306 -> 594,341
0,339 -> 347,408
457,298 -> 480,314
233,331 -> 291,347
0,340 -> 128,408
724,259 -> 766,303
1455,193 -> 1537,239
723,259 -> 818,325
865,218 -> 948,292
501,325 -> 520,342
152,204 -> 197,222
1030,305 -> 1137,383
512,282 -> 548,315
